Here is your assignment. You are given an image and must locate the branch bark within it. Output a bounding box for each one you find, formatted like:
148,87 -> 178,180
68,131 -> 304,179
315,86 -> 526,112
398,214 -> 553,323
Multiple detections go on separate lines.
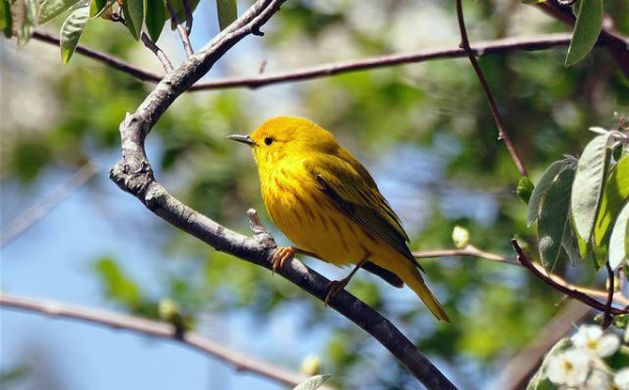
0,293 -> 310,387
107,1 -> 456,388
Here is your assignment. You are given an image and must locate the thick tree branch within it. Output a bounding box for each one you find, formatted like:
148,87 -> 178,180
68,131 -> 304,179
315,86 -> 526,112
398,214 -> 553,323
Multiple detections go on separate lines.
455,0 -> 528,177
31,30 -> 574,92
107,1 -> 455,388
1,162 -> 99,248
0,293 -> 310,387
414,245 -> 629,307
512,240 -> 629,315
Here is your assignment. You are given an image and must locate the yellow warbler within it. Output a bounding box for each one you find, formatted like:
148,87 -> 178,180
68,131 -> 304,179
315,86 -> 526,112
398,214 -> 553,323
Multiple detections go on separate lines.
230,116 -> 449,322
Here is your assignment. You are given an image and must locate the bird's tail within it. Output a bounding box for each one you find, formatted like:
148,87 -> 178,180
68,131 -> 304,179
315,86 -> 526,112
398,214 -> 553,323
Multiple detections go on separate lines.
399,261 -> 450,322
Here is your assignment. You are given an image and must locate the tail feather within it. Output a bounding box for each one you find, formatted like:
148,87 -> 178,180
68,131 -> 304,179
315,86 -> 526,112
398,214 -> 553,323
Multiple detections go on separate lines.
400,262 -> 450,322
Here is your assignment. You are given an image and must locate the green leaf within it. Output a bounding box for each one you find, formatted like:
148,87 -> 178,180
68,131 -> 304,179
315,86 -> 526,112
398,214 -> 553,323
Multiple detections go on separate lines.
565,0 -> 603,66
216,0 -> 237,31
594,156 -> 629,247
144,0 -> 165,42
122,0 -> 143,40
517,176 -> 534,205
89,0 -> 113,18
571,134 -> 611,243
528,159 -> 569,226
38,0 -> 79,24
292,374 -> 332,390
562,221 -> 582,264
168,0 -> 200,27
609,203 -> 629,270
538,166 -> 576,268
60,3 -> 89,64
1,0 -> 12,38
17,0 -> 39,46
93,257 -> 143,307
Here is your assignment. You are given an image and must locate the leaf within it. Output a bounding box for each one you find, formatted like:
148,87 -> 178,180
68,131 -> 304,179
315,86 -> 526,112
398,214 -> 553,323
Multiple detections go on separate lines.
1,0 -> 12,38
517,176 -> 534,205
168,0 -> 200,27
562,220 -> 582,264
216,0 -> 236,30
38,0 -> 79,24
292,374 -> 332,390
609,202 -> 629,270
122,0 -> 143,40
93,257 -> 143,307
144,0 -> 165,42
571,134 -> 611,244
60,3 -> 89,64
538,166 -> 576,268
594,156 -> 629,247
16,0 -> 39,46
89,0 -> 113,18
528,159 -> 568,226
521,0 -> 545,3
565,0 -> 603,66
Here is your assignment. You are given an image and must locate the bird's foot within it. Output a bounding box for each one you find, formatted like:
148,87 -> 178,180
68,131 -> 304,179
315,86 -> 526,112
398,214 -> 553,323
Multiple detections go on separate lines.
271,246 -> 296,273
324,278 -> 350,306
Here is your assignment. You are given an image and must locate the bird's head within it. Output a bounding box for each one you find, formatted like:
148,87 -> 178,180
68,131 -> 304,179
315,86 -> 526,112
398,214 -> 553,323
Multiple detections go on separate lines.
229,116 -> 339,168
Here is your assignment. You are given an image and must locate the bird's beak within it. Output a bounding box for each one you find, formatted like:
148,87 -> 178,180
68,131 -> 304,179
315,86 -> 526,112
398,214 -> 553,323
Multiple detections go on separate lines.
228,134 -> 256,146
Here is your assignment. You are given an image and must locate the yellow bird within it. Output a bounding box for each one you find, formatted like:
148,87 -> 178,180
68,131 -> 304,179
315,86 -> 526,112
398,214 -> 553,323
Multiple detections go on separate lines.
229,116 -> 449,322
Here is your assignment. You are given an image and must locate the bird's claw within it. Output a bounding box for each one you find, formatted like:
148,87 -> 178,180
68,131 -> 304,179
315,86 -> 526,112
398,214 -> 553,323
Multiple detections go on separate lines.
324,279 -> 349,306
271,246 -> 296,273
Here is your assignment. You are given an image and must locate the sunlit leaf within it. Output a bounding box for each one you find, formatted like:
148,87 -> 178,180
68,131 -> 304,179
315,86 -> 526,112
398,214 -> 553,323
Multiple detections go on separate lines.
565,0 -> 603,66
528,159 -> 569,226
609,203 -> 629,270
144,0 -> 165,42
38,0 -> 79,24
60,3 -> 89,64
216,0 -> 237,30
89,0 -> 113,18
594,156 -> 629,247
16,0 -> 38,46
517,176 -> 534,205
292,374 -> 332,390
122,0 -> 143,40
538,166 -> 576,268
571,134 -> 611,244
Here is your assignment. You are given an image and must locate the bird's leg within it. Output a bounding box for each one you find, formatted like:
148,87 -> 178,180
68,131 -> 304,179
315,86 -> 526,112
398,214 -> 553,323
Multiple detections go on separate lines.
325,257 -> 369,306
271,246 -> 297,273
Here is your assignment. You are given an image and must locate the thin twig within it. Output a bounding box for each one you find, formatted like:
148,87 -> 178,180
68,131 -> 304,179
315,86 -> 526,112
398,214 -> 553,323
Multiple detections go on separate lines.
108,1 -> 456,387
30,30 -> 575,92
141,32 -> 174,72
166,0 -> 194,57
1,162 -> 99,248
0,293 -> 311,388
182,0 -> 193,35
602,262 -> 615,329
454,0 -> 528,177
512,240 -> 629,315
414,245 -> 629,306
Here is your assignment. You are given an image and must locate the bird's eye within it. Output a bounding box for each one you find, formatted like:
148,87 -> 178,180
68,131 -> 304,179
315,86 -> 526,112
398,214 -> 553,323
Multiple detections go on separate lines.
264,137 -> 273,146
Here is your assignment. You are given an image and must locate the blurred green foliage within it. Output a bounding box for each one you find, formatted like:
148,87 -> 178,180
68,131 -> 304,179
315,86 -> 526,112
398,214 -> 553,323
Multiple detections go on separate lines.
2,0 -> 628,388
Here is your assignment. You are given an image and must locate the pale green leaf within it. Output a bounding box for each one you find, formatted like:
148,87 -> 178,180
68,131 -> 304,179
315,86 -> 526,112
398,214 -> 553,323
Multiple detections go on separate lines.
594,156 -> 629,247
565,0 -> 603,66
609,203 -> 629,270
539,167 -> 576,268
216,0 -> 236,31
17,0 -> 39,46
89,0 -> 113,18
292,374 -> 332,390
528,159 -> 569,226
144,0 -> 165,42
122,0 -> 143,40
60,4 -> 89,64
571,134 -> 611,243
38,0 -> 79,24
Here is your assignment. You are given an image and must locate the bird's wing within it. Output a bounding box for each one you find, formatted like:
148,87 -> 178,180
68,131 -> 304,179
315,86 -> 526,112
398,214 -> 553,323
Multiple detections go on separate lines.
306,153 -> 416,263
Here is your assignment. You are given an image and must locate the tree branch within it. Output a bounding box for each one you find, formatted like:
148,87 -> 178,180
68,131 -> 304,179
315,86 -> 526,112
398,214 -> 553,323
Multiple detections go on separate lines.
512,240 -> 629,315
107,1 -> 455,388
31,30 -> 574,92
0,162 -> 99,249
166,0 -> 194,57
0,293 -> 310,388
141,32 -> 174,72
414,245 -> 629,307
454,0 -> 528,177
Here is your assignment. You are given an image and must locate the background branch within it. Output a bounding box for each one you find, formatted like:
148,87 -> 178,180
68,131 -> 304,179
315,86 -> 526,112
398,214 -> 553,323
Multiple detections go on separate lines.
107,0 -> 455,387
0,293 -> 311,388
455,0 -> 528,177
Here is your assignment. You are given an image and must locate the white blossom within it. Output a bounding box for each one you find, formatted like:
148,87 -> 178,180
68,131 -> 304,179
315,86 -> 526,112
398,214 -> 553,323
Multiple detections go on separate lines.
614,368 -> 629,390
584,368 -> 611,390
546,348 -> 591,387
571,325 -> 620,357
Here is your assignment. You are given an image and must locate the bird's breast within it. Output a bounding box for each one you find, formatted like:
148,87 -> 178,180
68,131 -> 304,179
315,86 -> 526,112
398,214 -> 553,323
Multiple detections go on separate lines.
260,165 -> 369,266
